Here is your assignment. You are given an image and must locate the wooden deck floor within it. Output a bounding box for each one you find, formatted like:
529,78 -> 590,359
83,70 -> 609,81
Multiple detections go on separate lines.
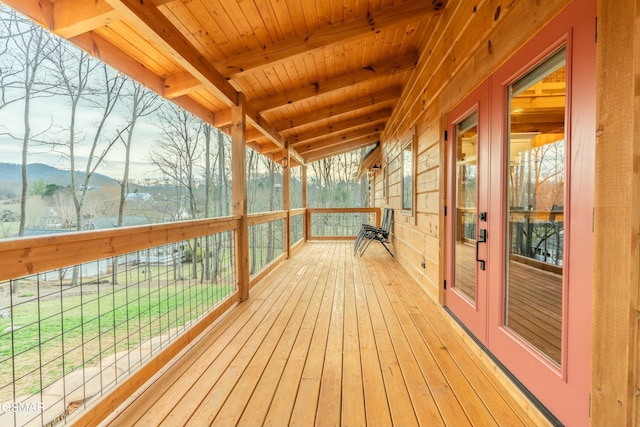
105,241 -> 549,427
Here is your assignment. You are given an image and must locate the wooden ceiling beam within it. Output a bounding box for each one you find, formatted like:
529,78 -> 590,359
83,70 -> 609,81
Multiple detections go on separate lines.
104,0 -> 238,107
217,0 -> 446,78
213,109 -> 232,128
271,86 -> 401,131
511,95 -> 566,111
246,128 -> 265,143
163,73 -> 204,99
251,53 -> 418,112
356,145 -> 382,179
285,109 -> 391,144
53,0 -> 118,38
244,103 -> 285,149
253,141 -> 281,154
171,95 -> 216,126
68,30 -> 232,134
304,136 -> 381,163
241,104 -> 305,165
295,123 -> 385,155
71,31 -> 165,94
289,148 -> 306,166
0,0 -> 54,29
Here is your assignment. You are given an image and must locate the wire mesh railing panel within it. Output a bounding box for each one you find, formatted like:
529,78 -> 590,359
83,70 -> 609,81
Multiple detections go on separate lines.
509,219 -> 564,266
249,219 -> 284,279
310,212 -> 375,237
0,231 -> 235,426
290,214 -> 304,246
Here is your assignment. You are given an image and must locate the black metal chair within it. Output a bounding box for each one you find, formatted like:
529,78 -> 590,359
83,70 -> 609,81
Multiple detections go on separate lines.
354,208 -> 393,257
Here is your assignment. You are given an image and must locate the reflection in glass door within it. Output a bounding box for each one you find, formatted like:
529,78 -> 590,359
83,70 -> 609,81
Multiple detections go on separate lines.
445,82 -> 488,343
455,113 -> 478,302
505,48 -> 566,365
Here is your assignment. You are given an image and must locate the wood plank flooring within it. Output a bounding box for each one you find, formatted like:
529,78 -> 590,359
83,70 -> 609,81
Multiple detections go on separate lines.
105,241 -> 549,427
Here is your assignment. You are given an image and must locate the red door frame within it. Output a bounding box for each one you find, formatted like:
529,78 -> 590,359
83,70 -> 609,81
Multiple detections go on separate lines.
444,81 -> 490,343
488,2 -> 595,425
446,1 -> 595,425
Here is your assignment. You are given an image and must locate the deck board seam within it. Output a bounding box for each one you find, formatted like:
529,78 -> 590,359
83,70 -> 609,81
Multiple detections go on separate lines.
218,239 -> 335,425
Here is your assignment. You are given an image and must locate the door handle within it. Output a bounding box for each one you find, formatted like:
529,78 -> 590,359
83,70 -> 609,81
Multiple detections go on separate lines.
476,228 -> 487,271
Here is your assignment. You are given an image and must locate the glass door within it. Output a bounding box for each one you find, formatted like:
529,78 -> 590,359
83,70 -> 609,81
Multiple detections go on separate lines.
504,48 -> 566,367
486,2 -> 595,424
446,1 -> 594,424
445,83 -> 489,342
455,113 -> 479,301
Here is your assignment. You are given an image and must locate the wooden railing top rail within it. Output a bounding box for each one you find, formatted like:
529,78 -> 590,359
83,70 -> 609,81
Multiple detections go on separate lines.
290,208 -> 306,216
510,209 -> 564,222
247,210 -> 287,226
0,216 -> 241,283
457,208 -> 564,222
307,207 -> 380,214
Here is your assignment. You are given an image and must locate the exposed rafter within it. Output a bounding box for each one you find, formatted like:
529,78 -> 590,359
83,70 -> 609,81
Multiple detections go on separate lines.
285,109 -> 391,146
271,87 -> 401,131
2,0 -> 448,164
246,53 -> 417,113
104,0 -> 238,106
53,0 -> 118,38
103,0 -> 294,155
305,136 -> 381,163
296,123 -> 385,156
164,73 -> 204,99
216,0 -> 445,78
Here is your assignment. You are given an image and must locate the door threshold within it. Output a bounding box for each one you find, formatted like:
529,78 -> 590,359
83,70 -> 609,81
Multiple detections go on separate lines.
444,307 -> 563,427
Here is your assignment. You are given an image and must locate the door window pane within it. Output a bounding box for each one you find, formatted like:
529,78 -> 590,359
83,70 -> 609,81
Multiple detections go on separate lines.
505,48 -> 566,366
402,141 -> 413,212
454,113 -> 478,302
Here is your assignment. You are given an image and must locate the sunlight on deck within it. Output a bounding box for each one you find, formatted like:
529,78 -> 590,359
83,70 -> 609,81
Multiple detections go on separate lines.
103,241 -> 549,426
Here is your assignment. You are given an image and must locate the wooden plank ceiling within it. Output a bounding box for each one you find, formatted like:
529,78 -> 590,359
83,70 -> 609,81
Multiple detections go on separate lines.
3,0 -> 447,165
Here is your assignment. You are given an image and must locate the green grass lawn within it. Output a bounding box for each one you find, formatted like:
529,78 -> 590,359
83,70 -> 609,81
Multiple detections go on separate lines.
0,275 -> 235,401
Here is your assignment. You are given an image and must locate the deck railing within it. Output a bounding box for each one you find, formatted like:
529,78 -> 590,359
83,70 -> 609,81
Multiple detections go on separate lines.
306,208 -> 380,240
247,211 -> 286,284
0,207 -> 380,426
289,209 -> 305,248
0,217 -> 240,426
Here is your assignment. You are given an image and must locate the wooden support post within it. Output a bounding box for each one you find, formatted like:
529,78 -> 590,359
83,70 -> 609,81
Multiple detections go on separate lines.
282,144 -> 291,258
232,93 -> 249,302
592,0 -> 640,424
302,165 -> 308,241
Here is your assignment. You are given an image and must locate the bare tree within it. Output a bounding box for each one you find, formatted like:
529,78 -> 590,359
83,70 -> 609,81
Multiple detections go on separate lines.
0,9 -> 55,236
150,104 -> 205,279
116,81 -> 159,227
216,130 -> 231,217
263,156 -> 276,263
510,139 -> 565,263
47,43 -> 128,285
48,45 -> 127,231
0,7 -> 24,111
211,128 -> 231,280
202,124 -> 212,282
247,149 -> 258,274
46,186 -> 75,228
110,81 -> 159,284
150,104 -> 204,219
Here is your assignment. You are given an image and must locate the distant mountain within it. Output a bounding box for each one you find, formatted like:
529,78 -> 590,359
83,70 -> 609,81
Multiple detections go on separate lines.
0,163 -> 119,190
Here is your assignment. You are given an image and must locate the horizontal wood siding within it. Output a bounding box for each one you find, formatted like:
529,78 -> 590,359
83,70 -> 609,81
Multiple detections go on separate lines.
375,0 -> 573,304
